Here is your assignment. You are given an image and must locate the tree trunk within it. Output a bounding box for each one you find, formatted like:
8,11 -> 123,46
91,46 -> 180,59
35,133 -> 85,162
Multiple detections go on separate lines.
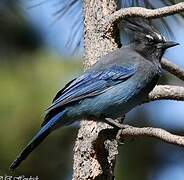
72,0 -> 121,179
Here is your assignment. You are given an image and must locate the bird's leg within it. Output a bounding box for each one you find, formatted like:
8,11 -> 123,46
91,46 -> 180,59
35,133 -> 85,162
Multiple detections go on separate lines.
104,116 -> 132,145
116,115 -> 125,124
104,116 -> 128,129
116,129 -> 126,145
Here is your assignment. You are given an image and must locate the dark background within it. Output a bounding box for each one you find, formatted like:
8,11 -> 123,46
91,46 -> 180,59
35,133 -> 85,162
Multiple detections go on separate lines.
0,0 -> 184,180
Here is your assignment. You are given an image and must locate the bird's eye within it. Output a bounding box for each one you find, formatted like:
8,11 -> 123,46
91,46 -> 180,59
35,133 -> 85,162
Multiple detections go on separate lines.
147,38 -> 153,42
146,35 -> 154,43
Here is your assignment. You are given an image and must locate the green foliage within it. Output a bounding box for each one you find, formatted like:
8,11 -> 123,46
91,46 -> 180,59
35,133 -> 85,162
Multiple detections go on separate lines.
0,52 -> 81,179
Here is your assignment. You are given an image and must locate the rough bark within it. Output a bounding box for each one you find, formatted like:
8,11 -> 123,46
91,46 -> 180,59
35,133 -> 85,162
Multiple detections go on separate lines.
148,85 -> 184,102
72,0 -> 120,179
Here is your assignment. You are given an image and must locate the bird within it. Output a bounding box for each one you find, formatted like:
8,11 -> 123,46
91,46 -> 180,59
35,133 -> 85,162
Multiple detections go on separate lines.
10,18 -> 179,171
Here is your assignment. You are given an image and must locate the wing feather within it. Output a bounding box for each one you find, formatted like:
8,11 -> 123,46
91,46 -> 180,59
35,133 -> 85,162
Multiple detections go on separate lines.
46,64 -> 136,112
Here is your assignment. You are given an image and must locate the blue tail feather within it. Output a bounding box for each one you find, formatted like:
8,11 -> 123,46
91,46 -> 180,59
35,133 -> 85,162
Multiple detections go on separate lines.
9,110 -> 67,171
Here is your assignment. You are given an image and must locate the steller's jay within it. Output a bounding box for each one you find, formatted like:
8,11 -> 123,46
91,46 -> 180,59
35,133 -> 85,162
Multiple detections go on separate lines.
10,18 -> 179,170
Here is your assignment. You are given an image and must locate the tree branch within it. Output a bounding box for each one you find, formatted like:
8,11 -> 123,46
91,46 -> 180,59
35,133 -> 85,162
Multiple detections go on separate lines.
100,2 -> 184,32
106,84 -> 184,147
117,125 -> 184,147
147,85 -> 184,102
161,58 -> 184,81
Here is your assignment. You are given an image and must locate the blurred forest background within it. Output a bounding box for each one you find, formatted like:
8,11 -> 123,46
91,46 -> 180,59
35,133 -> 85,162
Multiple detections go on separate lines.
0,0 -> 184,180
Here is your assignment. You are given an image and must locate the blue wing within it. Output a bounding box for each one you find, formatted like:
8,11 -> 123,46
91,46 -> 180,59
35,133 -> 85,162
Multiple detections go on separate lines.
41,64 -> 136,127
47,64 -> 136,112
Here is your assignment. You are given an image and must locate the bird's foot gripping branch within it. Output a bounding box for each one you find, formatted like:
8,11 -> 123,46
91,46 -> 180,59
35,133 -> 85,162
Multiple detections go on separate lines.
103,116 -> 184,148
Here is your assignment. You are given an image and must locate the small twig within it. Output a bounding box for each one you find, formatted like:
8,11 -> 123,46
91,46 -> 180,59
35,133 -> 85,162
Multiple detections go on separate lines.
117,125 -> 184,147
100,2 -> 184,32
161,58 -> 184,81
148,85 -> 184,102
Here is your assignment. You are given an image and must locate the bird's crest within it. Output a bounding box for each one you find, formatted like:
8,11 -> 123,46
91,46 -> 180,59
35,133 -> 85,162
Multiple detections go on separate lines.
123,18 -> 166,43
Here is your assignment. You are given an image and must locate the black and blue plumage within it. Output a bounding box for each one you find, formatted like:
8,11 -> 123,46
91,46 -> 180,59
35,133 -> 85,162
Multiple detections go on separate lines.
10,18 -> 179,170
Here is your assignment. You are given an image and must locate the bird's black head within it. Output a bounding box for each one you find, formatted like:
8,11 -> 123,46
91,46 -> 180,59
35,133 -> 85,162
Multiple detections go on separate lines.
124,18 -> 179,61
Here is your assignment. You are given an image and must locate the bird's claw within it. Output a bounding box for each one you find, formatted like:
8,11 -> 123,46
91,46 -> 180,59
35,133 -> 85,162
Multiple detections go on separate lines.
116,115 -> 125,124
116,129 -> 125,145
104,116 -> 127,129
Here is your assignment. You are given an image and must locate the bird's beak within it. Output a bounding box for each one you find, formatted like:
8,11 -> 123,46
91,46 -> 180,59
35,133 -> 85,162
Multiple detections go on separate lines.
162,41 -> 179,49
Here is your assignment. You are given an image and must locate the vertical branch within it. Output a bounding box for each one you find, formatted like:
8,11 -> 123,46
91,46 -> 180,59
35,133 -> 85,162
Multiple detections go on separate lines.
72,0 -> 120,179
83,0 -> 120,68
